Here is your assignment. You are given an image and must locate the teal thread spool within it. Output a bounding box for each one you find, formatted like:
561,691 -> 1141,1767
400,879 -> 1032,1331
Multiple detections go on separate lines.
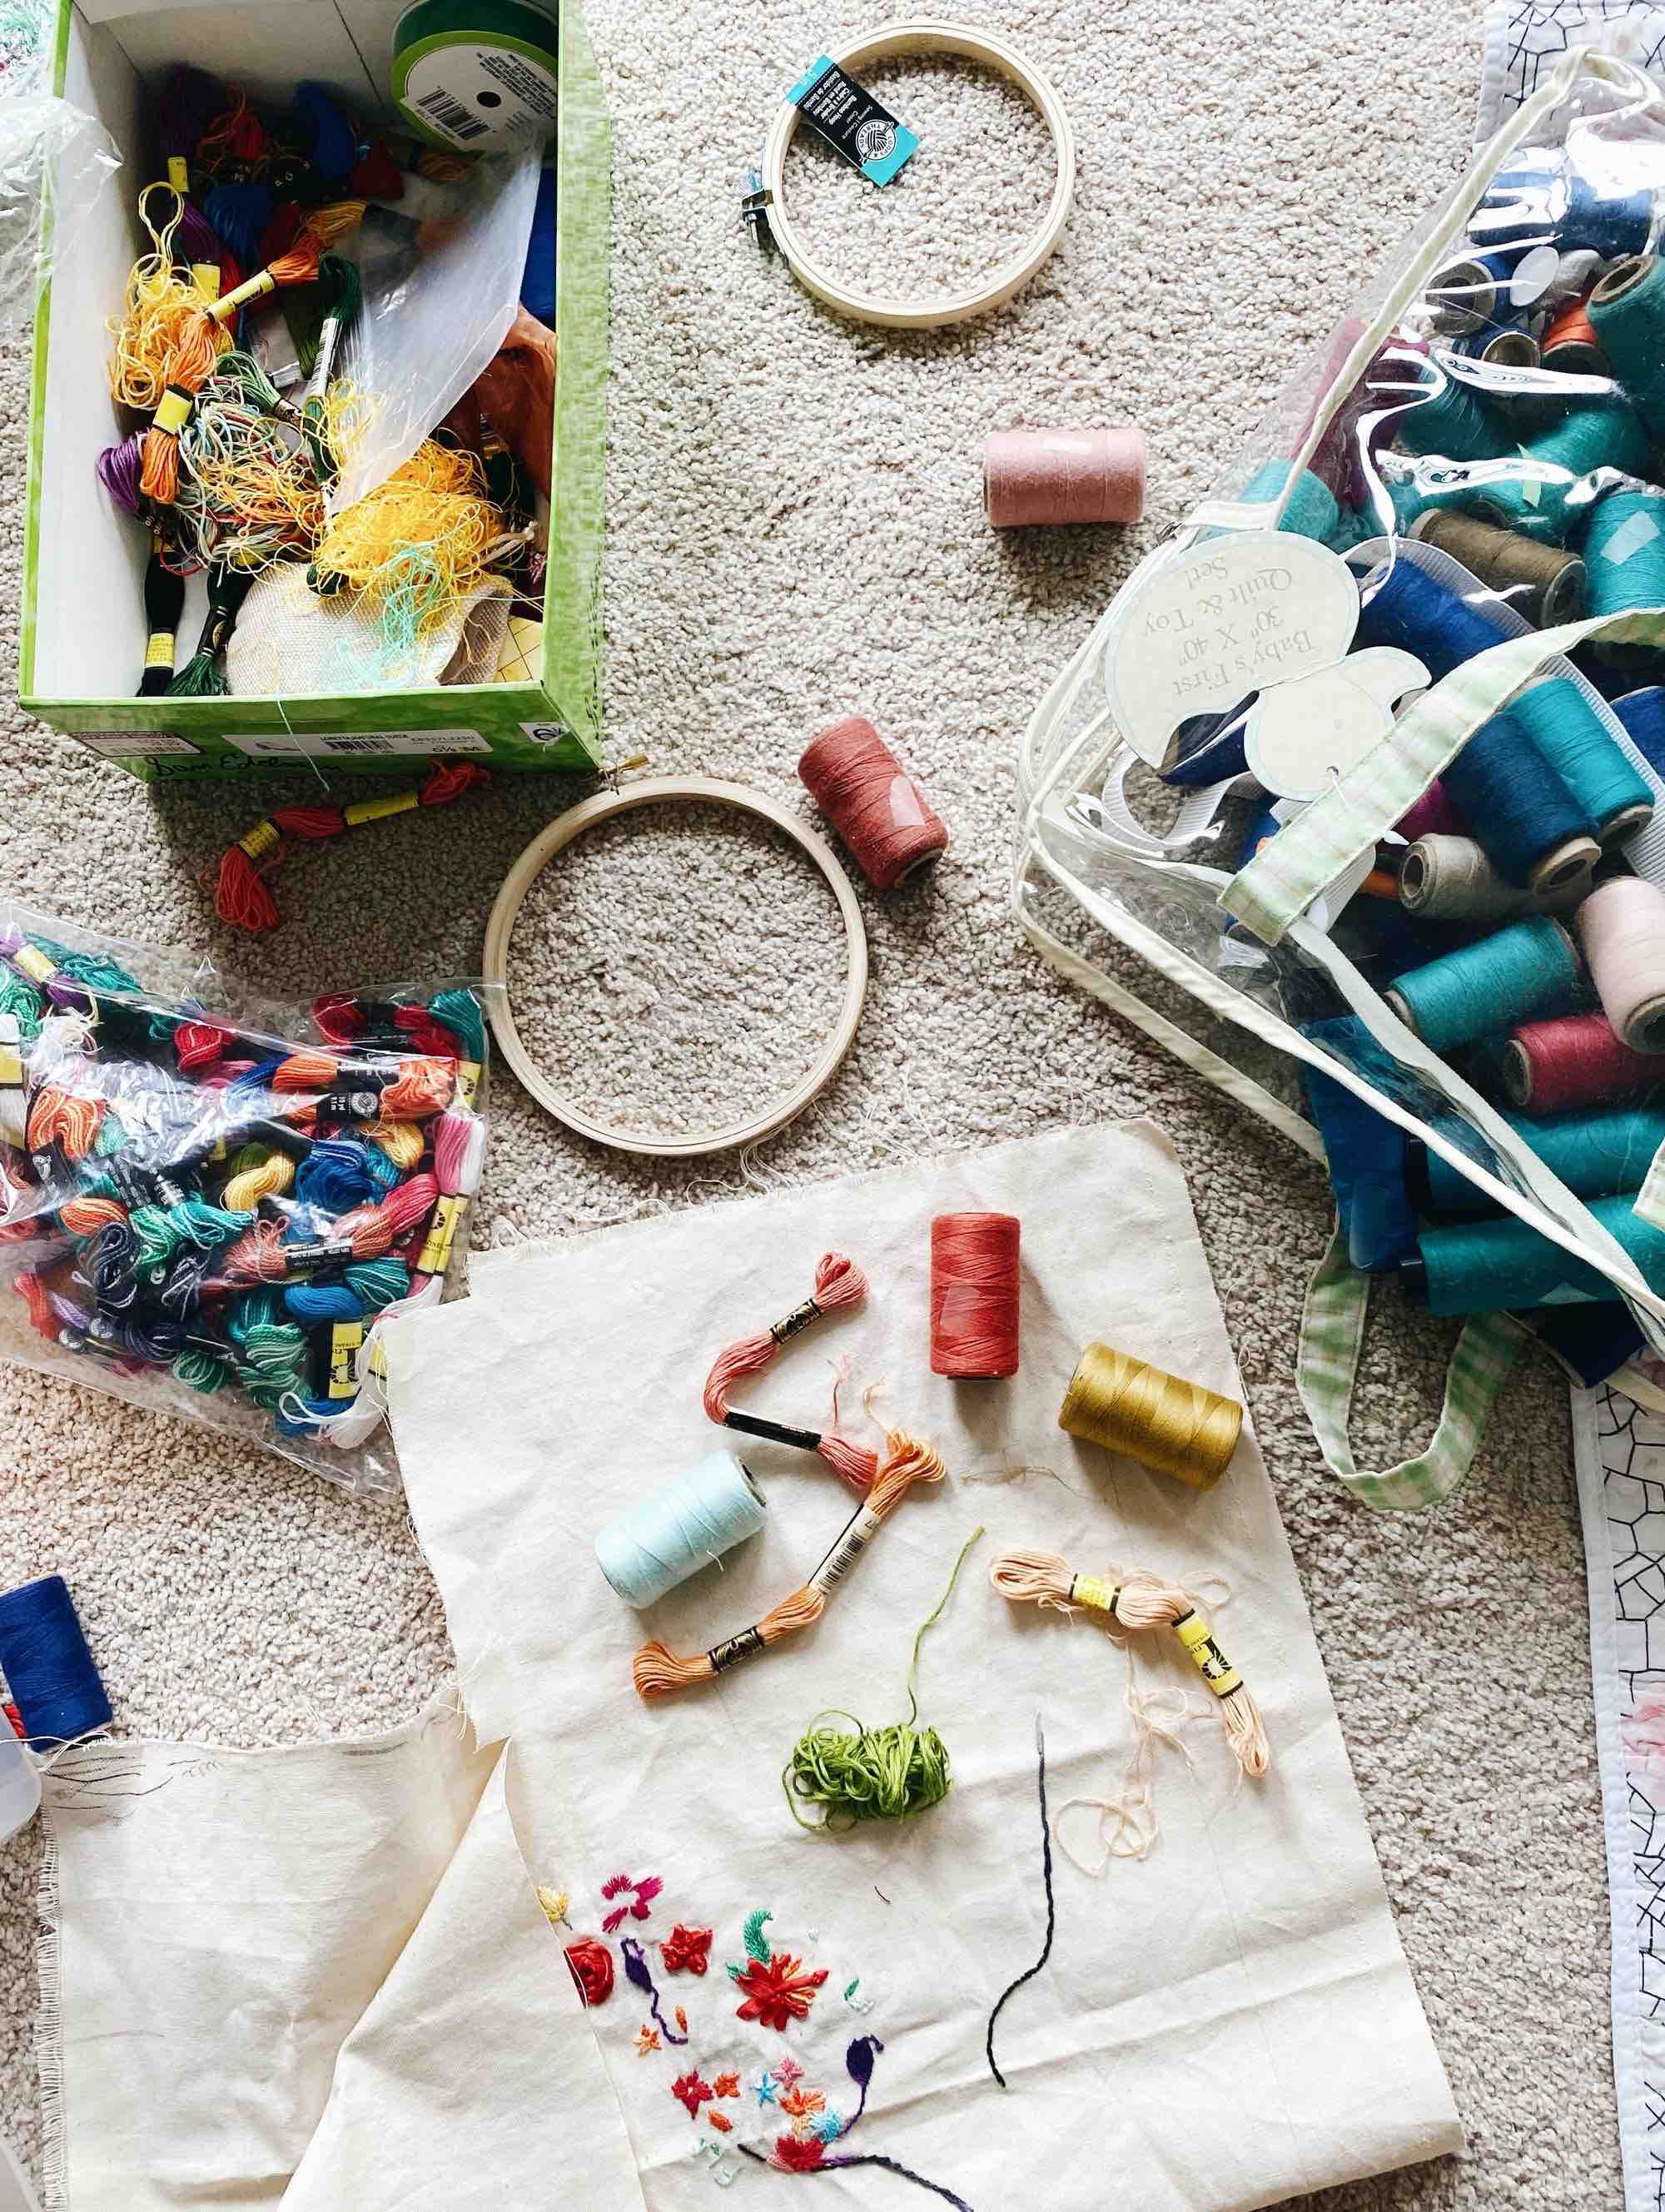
1385,916 -> 1584,1053
1201,459 -> 1338,543
1478,401 -> 1653,542
1413,1193 -> 1665,1314
1395,370 -> 1514,462
1588,256 -> 1665,438
1581,490 -> 1665,667
594,1449 -> 768,1608
1418,1105 -> 1665,1214
1509,675 -> 1655,843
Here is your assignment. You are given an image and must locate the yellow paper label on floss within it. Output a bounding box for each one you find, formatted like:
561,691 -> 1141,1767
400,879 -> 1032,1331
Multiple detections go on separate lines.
456,1059 -> 481,1106
0,1047 -> 21,1088
328,1320 -> 365,1399
418,1192 -> 465,1277
153,385 -> 193,435
344,790 -> 420,828
191,262 -> 221,301
166,155 -> 188,192
1174,1612 -> 1241,1697
144,632 -> 175,669
1071,1575 -> 1116,1613
239,818 -> 280,861
12,946 -> 53,983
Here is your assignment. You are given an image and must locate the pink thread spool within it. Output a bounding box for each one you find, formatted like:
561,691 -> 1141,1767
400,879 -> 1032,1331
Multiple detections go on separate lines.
1503,1010 -> 1665,1111
983,426 -> 1146,529
798,717 -> 949,891
930,1211 -> 1021,1379
1577,875 -> 1665,1055
1395,779 -> 1465,843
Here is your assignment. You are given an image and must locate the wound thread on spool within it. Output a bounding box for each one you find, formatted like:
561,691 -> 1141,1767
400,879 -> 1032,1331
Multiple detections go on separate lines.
1394,365 -> 1513,461
983,426 -> 1146,529
1542,290 -> 1608,376
1503,1010 -> 1665,1112
1385,916 -> 1584,1053
1508,676 -> 1654,844
1057,1340 -> 1242,1491
1588,256 -> 1665,438
0,1575 -> 112,1747
1413,1194 -> 1665,1315
594,1449 -> 768,1608
1424,255 -> 1497,334
798,717 -> 949,891
1398,834 -> 1541,922
930,1211 -> 1020,1379
1582,489 -> 1665,666
1418,1106 -> 1665,1213
1613,687 -> 1665,780
1396,779 -> 1466,842
1577,876 -> 1665,1056
1405,510 -> 1585,626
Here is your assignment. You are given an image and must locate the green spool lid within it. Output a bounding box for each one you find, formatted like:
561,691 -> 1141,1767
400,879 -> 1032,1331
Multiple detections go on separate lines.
392,0 -> 560,151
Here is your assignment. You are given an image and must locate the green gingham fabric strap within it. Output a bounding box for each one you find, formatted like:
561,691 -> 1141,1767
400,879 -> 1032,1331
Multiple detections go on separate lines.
1221,607 -> 1665,946
1298,1229 -> 1528,1510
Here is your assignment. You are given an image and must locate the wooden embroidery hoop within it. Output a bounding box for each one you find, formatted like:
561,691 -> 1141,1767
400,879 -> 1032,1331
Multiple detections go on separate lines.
758,20 -> 1076,329
483,777 -> 869,1158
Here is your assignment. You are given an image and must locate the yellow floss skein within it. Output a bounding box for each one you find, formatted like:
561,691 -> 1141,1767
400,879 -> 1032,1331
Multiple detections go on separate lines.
222,1146 -> 295,1212
372,1120 -> 425,1170
107,185 -> 232,413
311,439 -> 504,635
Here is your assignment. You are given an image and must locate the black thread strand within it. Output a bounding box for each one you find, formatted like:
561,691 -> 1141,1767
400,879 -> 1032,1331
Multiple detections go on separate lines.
985,1712 -> 1053,2089
738,2144 -> 975,2209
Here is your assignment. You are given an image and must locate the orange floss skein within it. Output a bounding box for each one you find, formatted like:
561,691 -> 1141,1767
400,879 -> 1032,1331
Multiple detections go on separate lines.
703,1252 -> 877,1489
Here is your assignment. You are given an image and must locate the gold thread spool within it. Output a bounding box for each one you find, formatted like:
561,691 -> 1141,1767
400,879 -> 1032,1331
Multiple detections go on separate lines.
1057,1340 -> 1243,1491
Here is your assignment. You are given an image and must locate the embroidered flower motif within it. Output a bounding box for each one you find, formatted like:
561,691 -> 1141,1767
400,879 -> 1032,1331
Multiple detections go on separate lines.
536,1886 -> 570,1929
673,2070 -> 714,2118
601,1872 -> 664,1936
708,2111 -> 734,2134
713,2071 -> 740,2100
623,1936 -> 688,2045
564,1937 -> 614,2008
732,1950 -> 829,2031
635,2026 -> 661,2058
753,2072 -> 779,2109
675,2006 -> 688,2035
773,2056 -> 804,2090
779,2083 -> 828,2122
662,1923 -> 713,1976
773,2135 -> 827,2172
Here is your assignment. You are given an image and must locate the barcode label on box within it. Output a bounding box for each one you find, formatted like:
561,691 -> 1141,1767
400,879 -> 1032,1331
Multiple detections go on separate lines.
76,732 -> 200,758
226,728 -> 491,759
415,86 -> 488,142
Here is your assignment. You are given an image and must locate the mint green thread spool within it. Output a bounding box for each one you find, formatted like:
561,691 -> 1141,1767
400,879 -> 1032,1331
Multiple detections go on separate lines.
1582,490 -> 1665,669
1385,916 -> 1584,1054
1588,256 -> 1665,439
1200,459 -> 1338,544
594,1449 -> 768,1608
1509,675 -> 1655,843
1415,1193 -> 1665,1314
1419,1105 -> 1665,1214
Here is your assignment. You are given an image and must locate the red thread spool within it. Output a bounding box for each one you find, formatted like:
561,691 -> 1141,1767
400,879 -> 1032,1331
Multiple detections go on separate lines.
930,1212 -> 1021,1379
798,718 -> 949,891
1503,1010 -> 1665,1113
983,426 -> 1146,529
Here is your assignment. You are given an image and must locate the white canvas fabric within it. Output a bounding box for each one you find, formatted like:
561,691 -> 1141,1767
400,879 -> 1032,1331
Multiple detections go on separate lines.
383,1120 -> 1462,2211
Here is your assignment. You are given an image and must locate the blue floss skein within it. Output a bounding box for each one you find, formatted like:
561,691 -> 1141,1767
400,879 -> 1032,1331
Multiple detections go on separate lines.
0,1575 -> 112,1747
1419,1103 -> 1665,1213
357,1142 -> 403,1192
204,183 -> 275,271
295,82 -> 360,185
1613,687 -> 1665,777
1590,256 -> 1665,439
295,1138 -> 378,1214
522,164 -> 556,327
1415,1191 -> 1665,1314
1581,489 -> 1665,664
1508,675 -> 1655,843
282,1281 -> 364,1324
594,1449 -> 768,1608
428,987 -> 486,1064
1386,915 -> 1585,1053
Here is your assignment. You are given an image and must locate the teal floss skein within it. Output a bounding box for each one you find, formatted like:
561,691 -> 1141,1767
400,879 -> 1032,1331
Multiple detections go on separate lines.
1387,916 -> 1584,1054
594,1449 -> 768,1608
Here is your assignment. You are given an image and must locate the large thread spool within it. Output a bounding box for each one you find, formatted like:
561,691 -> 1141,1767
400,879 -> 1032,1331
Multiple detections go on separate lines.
1541,291 -> 1608,377
1211,459 -> 1339,541
1577,876 -> 1665,1056
1581,490 -> 1665,666
1397,835 -> 1541,922
983,427 -> 1146,529
1613,687 -> 1665,779
594,1449 -> 768,1608
1057,1340 -> 1242,1492
1396,779 -> 1466,842
1394,367 -> 1513,462
930,1211 -> 1020,1379
1424,256 -> 1498,335
798,717 -> 949,890
1416,1105 -> 1665,1214
1508,676 -> 1654,843
1479,401 -> 1653,542
1411,1194 -> 1665,1314
0,1576 -> 112,1747
1588,256 -> 1665,437
1385,915 -> 1583,1052
1406,510 -> 1585,627
1503,1010 -> 1665,1111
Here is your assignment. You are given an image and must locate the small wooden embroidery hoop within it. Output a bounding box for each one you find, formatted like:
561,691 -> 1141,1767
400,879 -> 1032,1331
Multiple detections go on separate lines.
758,20 -> 1076,329
483,777 -> 869,1158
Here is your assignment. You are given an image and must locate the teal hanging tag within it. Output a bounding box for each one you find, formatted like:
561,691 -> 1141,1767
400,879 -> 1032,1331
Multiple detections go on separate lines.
788,57 -> 918,185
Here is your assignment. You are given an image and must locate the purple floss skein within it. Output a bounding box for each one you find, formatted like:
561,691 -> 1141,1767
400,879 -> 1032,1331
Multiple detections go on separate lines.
171,196 -> 223,272
97,433 -> 147,518
0,1575 -> 112,1747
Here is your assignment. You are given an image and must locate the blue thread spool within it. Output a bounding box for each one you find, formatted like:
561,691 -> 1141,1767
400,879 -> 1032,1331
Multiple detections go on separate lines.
0,1576 -> 111,1747
1613,687 -> 1665,777
1508,676 -> 1655,843
1386,916 -> 1584,1052
1477,402 -> 1653,543
594,1449 -> 768,1608
1535,1301 -> 1645,1387
1581,490 -> 1665,667
1426,255 -> 1499,334
1301,1017 -> 1415,1270
1416,1105 -> 1665,1214
1162,701 -> 1252,788
1473,152 -> 1563,251
1410,1192 -> 1665,1314
1589,257 -> 1665,438
521,163 -> 556,326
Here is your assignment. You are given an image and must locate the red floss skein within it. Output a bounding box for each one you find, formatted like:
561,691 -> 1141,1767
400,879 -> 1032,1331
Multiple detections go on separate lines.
930,1212 -> 1021,1379
798,718 -> 949,892
983,426 -> 1146,529
1504,1010 -> 1665,1113
703,1251 -> 877,1489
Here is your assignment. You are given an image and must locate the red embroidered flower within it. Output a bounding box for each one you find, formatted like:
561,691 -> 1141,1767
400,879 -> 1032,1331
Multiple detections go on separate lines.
672,2070 -> 713,2118
708,2110 -> 734,2134
564,1936 -> 614,2008
733,1951 -> 829,2031
774,2135 -> 827,2172
713,2071 -> 740,2100
779,2085 -> 825,2121
662,1923 -> 713,1976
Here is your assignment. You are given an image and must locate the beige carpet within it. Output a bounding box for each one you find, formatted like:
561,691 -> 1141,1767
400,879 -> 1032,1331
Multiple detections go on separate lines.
0,2 -> 1618,2202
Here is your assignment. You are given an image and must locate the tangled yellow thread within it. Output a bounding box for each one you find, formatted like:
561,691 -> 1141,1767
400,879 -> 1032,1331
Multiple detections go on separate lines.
107,184 -> 232,413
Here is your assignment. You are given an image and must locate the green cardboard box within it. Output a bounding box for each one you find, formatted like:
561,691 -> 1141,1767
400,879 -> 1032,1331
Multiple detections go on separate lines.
21,0 -> 608,781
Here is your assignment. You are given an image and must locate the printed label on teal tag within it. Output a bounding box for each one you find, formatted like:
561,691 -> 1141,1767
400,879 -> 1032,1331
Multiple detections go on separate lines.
788,56 -> 918,186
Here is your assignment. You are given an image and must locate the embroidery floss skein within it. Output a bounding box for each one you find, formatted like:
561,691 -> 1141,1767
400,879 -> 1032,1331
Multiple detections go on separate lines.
0,1575 -> 112,1747
930,1212 -> 1020,1379
703,1252 -> 877,1488
1057,1340 -> 1242,1490
595,1449 -> 769,1608
782,1525 -> 982,1829
631,1432 -> 946,1700
1503,1011 -> 1665,1111
1384,916 -> 1585,1054
982,426 -> 1146,529
1576,876 -> 1665,1056
798,718 -> 949,891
